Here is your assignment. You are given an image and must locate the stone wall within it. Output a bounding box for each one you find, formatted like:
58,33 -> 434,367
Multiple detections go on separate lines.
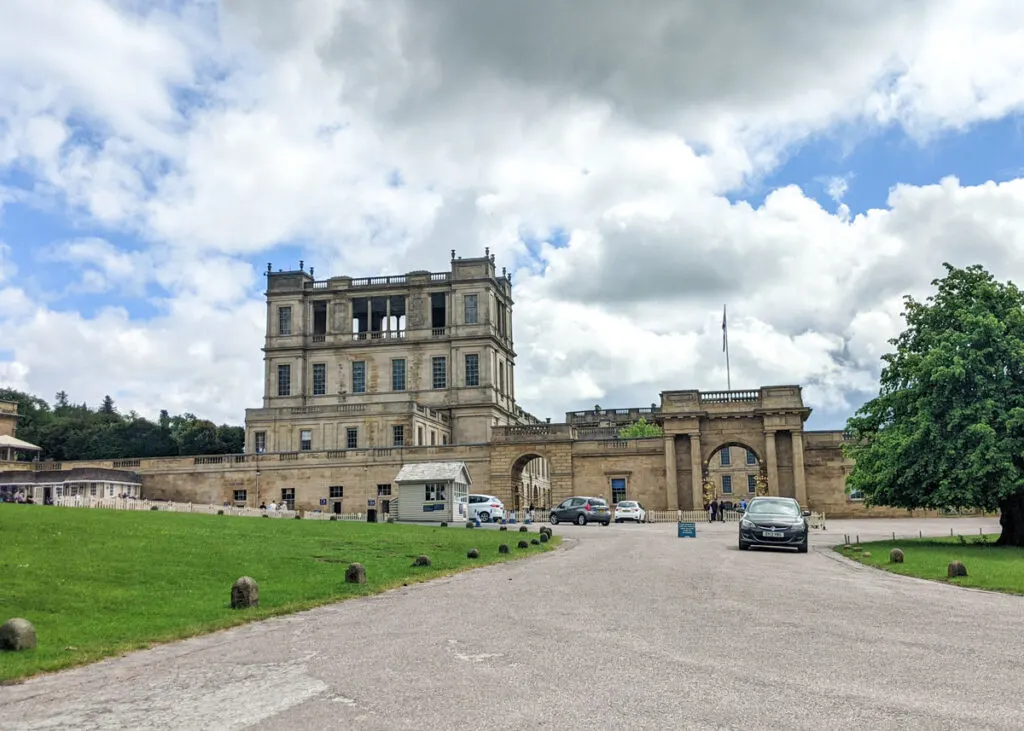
23,426 -> 936,519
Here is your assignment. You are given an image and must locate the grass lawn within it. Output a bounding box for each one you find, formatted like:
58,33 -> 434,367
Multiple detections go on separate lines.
0,505 -> 558,682
836,534 -> 1024,595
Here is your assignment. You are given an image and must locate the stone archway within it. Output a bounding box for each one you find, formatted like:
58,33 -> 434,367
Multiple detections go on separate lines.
702,441 -> 767,508
488,439 -> 573,513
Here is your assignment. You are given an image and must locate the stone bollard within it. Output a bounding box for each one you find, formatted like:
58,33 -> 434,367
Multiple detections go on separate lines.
467,548 -> 480,559
530,539 -> 540,545
539,532 -> 549,543
465,522 -> 474,529
294,514 -> 302,519
440,522 -> 448,527
540,526 -> 552,537
862,552 -> 871,558
499,526 -> 508,531
948,561 -> 968,578
345,563 -> 366,584
0,618 -> 37,651
217,509 -> 224,515
519,526 -> 528,532
517,540 -> 529,549
150,505 -> 159,511
413,555 -> 432,567
889,548 -> 905,564
329,515 -> 338,521
230,577 -> 259,609
498,544 -> 510,554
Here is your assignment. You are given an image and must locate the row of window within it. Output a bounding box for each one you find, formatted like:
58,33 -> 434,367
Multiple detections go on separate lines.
276,355 -> 481,397
719,448 -> 758,466
277,293 -> 483,336
232,484 -> 395,510
719,474 -> 759,494
255,424 -> 449,452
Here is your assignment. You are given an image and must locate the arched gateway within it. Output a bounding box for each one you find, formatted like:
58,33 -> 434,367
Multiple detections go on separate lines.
490,386 -> 813,511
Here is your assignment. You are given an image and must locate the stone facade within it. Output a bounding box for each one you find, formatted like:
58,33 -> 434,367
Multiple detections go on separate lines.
1,254 -> 927,520
0,400 -> 16,438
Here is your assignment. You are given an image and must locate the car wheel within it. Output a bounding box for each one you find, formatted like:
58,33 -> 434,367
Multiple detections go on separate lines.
478,511 -> 490,523
576,514 -> 587,526
550,514 -> 559,525
602,521 -> 610,526
738,539 -> 750,551
797,538 -> 809,553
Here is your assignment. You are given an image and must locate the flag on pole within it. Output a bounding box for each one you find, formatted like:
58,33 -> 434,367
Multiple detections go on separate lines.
722,305 -> 728,352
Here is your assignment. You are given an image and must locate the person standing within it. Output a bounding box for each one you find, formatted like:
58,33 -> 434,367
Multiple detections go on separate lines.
709,499 -> 718,523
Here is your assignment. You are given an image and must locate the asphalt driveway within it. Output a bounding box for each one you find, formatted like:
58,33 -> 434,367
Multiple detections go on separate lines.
0,516 -> 1018,731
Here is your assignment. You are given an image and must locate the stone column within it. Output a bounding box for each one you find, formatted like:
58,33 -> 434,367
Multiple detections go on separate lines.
664,435 -> 679,510
689,434 -> 704,510
791,430 -> 807,507
764,430 -> 780,496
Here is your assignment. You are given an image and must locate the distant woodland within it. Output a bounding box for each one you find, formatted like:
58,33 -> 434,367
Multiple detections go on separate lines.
0,388 -> 244,461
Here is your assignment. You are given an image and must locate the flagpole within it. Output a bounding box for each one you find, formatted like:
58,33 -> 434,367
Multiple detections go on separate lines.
723,305 -> 731,391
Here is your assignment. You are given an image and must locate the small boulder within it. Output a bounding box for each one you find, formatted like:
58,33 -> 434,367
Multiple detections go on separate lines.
530,539 -> 540,545
498,544 -> 510,554
262,514 -> 269,518
0,618 -> 37,651
467,548 -> 480,559
539,532 -> 549,543
517,540 -> 529,549
440,522 -> 448,527
540,526 -> 552,537
329,515 -> 338,521
948,561 -> 968,578
150,505 -> 159,511
889,548 -> 905,564
519,526 -> 528,533
217,509 -> 225,515
230,577 -> 259,609
345,563 -> 366,584
413,555 -> 432,567
294,514 -> 302,519
465,522 -> 474,529
499,526 -> 508,531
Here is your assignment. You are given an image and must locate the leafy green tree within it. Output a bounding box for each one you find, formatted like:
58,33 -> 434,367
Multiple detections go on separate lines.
618,417 -> 664,438
844,264 -> 1024,546
0,387 -> 244,461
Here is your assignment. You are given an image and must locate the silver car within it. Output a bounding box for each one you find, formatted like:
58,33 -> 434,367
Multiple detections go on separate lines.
550,496 -> 611,526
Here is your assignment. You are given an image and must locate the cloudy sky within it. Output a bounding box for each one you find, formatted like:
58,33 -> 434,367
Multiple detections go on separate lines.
2,0 -> 1024,430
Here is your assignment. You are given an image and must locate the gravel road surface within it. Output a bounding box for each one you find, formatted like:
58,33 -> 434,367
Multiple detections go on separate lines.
1,516 -> 1018,731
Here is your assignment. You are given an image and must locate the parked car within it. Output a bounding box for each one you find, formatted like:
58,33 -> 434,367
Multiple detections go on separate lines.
550,496 -> 611,526
614,500 -> 647,523
738,496 -> 810,553
466,494 -> 505,523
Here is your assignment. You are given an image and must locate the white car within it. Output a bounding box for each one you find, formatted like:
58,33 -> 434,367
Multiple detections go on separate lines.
614,500 -> 647,523
466,494 -> 505,523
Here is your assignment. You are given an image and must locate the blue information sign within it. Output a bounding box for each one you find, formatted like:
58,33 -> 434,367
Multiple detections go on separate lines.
677,521 -> 697,538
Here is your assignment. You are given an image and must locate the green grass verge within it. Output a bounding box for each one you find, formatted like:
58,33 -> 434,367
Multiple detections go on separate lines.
835,534 -> 1024,595
0,505 -> 559,682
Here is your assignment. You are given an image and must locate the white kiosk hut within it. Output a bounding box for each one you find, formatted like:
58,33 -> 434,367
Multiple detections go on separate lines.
393,462 -> 471,523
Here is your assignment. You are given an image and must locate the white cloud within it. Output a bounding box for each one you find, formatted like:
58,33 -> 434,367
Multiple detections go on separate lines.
2,1 -> 1024,428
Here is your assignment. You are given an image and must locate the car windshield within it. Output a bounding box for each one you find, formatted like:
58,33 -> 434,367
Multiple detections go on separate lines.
618,501 -> 637,508
746,500 -> 800,517
588,499 -> 607,506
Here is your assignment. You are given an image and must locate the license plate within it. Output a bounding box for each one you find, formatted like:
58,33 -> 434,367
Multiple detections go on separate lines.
763,530 -> 784,538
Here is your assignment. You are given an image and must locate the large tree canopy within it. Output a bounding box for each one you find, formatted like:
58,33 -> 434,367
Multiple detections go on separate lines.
844,263 -> 1024,546
0,389 -> 244,461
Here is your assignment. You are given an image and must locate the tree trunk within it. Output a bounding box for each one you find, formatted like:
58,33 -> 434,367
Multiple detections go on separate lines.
996,488 -> 1024,547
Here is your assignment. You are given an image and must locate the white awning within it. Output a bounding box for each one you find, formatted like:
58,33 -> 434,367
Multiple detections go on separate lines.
0,435 -> 42,451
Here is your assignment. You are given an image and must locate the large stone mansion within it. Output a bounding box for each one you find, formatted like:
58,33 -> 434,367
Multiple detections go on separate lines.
1,251 -> 905,518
